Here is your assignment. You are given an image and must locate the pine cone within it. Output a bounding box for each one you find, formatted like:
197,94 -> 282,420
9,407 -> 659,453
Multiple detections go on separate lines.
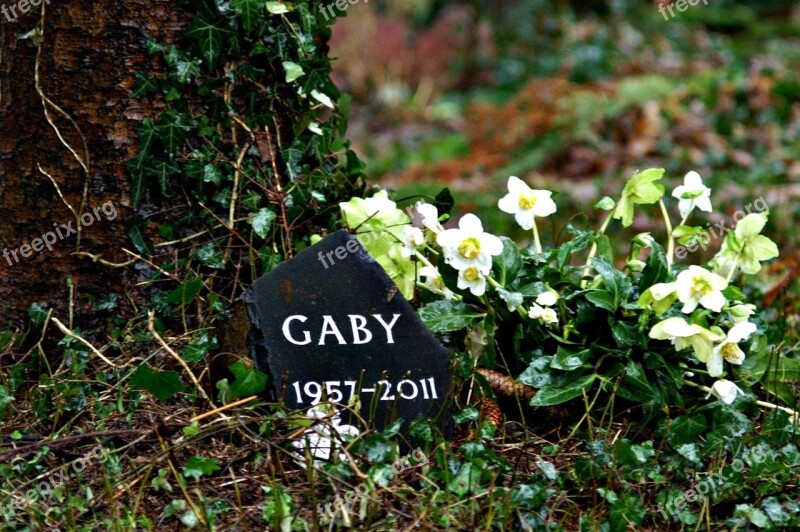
477,398 -> 503,428
475,368 -> 536,403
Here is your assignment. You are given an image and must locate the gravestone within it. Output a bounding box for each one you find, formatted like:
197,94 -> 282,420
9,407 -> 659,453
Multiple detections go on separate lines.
244,230 -> 452,434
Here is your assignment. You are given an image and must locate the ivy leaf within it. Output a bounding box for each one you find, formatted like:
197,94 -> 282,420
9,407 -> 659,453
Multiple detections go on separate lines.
612,168 -> 665,227
282,61 -> 304,83
146,159 -> 180,196
228,360 -> 268,397
668,415 -> 707,447
251,208 -> 277,239
419,300 -> 483,333
266,1 -> 291,14
132,72 -> 159,98
231,0 -> 263,33
530,373 -> 596,407
182,456 -> 221,480
185,14 -> 234,67
155,110 -> 193,154
127,216 -> 155,254
166,277 -> 204,305
130,365 -> 184,401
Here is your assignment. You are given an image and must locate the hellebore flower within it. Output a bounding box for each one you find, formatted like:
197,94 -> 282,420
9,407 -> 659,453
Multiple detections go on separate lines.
437,213 -> 503,274
708,379 -> 746,405
674,265 -> 728,313
498,176 -> 557,230
672,171 -> 712,219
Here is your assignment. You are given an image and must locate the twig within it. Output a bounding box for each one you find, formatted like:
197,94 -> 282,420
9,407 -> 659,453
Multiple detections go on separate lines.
147,310 -> 213,407
51,317 -> 117,368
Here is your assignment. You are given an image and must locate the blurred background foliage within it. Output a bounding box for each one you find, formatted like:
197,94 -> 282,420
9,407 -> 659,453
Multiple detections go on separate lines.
327,0 -> 800,337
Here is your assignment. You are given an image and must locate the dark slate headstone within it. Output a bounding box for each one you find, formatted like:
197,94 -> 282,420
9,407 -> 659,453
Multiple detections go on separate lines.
244,230 -> 452,433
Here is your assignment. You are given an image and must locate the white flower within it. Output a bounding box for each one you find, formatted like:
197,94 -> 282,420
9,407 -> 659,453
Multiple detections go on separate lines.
418,266 -> 454,299
290,407 -> 360,468
708,379 -> 745,405
415,202 -> 443,234
707,321 -> 757,376
675,265 -> 728,313
672,171 -> 712,219
535,289 -> 559,307
400,226 -> 424,258
541,307 -> 559,326
498,176 -> 557,230
528,303 -> 558,326
437,213 -> 503,274
457,266 -> 487,296
649,317 -> 725,370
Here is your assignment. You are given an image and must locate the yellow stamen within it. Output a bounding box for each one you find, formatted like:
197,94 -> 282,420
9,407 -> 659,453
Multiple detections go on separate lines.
463,267 -> 480,282
518,191 -> 538,210
458,237 -> 481,259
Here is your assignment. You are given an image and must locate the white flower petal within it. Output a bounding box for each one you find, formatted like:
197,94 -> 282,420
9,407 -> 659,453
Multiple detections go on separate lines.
727,321 -> 757,343
706,352 -> 724,377
498,193 -> 521,215
458,213 -> 484,234
506,175 -> 530,194
513,209 -> 534,229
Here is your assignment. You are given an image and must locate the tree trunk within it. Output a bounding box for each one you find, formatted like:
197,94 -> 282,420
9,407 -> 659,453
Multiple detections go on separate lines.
0,1 -> 188,330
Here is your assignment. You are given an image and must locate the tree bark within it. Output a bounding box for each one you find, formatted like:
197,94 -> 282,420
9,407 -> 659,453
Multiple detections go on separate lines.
0,1 -> 188,330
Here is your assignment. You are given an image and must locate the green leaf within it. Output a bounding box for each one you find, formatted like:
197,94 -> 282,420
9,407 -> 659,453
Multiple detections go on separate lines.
132,72 -> 159,98
518,356 -> 553,388
185,14 -> 234,67
127,216 -> 155,254
182,456 -> 221,480
668,415 -> 707,447
251,208 -> 277,239
585,290 -> 616,312
613,168 -> 665,227
419,300 -> 483,333
530,373 -> 596,406
590,257 -> 631,309
617,361 -> 655,402
146,159 -> 180,195
130,365 -> 184,401
611,320 -> 643,347
230,0 -> 262,33
228,360 -> 268,397
266,1 -> 291,14
492,237 -> 522,286
550,347 -> 591,371
27,302 -> 48,328
166,277 -> 204,305
155,110 -> 193,154
639,240 -> 670,289
282,61 -> 304,83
